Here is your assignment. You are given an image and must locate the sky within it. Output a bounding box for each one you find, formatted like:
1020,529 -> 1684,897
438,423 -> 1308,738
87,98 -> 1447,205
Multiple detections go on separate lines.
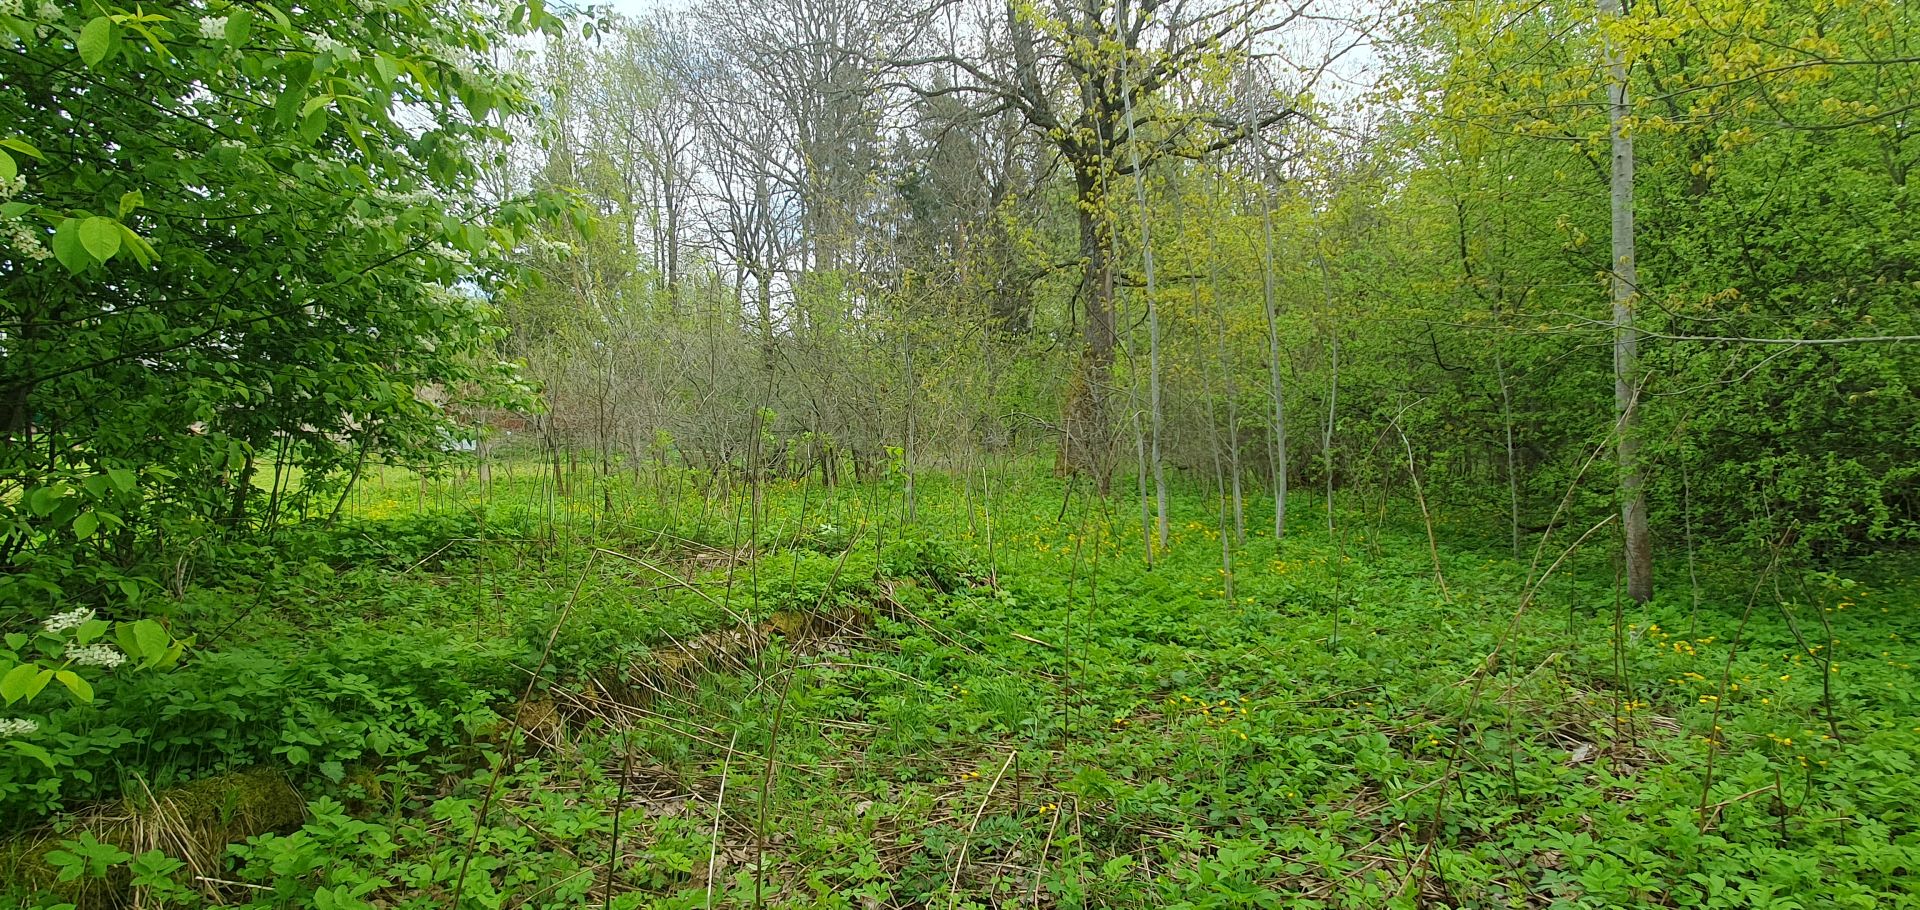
578,0 -> 1386,117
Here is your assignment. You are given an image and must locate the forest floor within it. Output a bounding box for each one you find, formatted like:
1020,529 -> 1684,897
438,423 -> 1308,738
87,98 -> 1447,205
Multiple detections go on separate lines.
8,463 -> 1919,909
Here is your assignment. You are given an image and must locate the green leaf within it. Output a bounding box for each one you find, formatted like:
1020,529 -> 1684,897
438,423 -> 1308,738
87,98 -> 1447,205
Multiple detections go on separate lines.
10,741 -> 55,769
0,666 -> 53,704
116,191 -> 143,219
0,137 -> 45,160
0,663 -> 39,704
106,468 -> 136,492
0,150 -> 14,183
130,620 -> 168,665
51,218 -> 89,274
224,8 -> 252,43
78,17 -> 113,67
113,623 -> 140,657
45,849 -> 85,882
125,22 -> 168,59
119,225 -> 158,267
79,216 -> 121,262
26,485 -> 64,517
299,105 -> 328,142
72,511 -> 98,539
55,671 -> 93,703
75,619 -> 110,645
372,53 -> 400,86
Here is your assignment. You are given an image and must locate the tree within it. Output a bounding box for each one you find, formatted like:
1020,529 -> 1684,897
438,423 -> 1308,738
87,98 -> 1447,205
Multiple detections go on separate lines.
889,0 -> 1303,489
1600,0 -> 1652,602
0,0 -> 568,584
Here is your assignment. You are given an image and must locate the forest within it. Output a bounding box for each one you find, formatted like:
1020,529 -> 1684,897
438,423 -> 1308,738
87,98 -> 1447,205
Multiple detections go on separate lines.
1,0 -> 1917,905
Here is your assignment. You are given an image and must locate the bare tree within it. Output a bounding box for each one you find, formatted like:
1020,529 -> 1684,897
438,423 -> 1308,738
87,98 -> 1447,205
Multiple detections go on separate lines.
886,0 -> 1306,490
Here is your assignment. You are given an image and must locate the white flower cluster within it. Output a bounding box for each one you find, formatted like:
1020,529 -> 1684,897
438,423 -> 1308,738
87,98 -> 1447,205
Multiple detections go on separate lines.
345,211 -> 396,231
0,0 -> 24,18
0,174 -> 23,199
0,718 -> 38,739
373,187 -> 437,207
4,221 -> 51,261
34,0 -> 56,21
526,235 -> 573,257
424,242 -> 471,265
198,15 -> 227,39
311,34 -> 360,62
65,643 -> 125,668
42,607 -> 94,634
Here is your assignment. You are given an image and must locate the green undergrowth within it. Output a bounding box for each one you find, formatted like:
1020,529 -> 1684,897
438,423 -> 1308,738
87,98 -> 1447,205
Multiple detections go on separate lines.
6,465 -> 1920,909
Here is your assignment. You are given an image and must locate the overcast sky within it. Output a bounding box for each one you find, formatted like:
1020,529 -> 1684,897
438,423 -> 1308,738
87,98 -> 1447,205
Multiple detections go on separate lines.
580,0 -> 1384,109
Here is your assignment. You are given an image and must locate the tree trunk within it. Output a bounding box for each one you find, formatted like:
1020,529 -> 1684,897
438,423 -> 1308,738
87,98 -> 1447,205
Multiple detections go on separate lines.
1602,0 -> 1653,603
1062,166 -> 1116,494
1496,349 -> 1522,559
1118,84 -> 1169,550
1207,208 -> 1245,545
1258,188 -> 1288,540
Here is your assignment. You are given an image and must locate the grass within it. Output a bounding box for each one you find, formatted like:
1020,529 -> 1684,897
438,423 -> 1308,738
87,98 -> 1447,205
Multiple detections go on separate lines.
8,458 -> 1920,909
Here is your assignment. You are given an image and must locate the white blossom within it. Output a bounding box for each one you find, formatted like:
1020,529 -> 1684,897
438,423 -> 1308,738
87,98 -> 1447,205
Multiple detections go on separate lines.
34,0 -> 56,21
198,15 -> 227,39
0,718 -> 38,739
373,187 -> 437,206
42,607 -> 94,635
5,220 -> 50,261
309,34 -> 355,61
424,242 -> 471,265
65,643 -> 125,668
344,212 -> 396,230
0,0 -> 24,18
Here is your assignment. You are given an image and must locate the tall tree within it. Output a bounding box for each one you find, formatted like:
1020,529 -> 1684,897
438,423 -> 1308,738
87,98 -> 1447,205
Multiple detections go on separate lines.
890,0 -> 1302,489
1601,0 -> 1652,602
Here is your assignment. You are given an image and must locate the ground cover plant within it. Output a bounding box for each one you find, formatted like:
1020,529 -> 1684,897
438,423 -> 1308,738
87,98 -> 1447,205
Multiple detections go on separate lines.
6,462 -> 1917,908
6,0 -> 1919,904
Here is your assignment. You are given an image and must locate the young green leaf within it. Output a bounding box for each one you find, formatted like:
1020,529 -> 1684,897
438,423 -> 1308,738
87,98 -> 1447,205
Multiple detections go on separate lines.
0,665 -> 53,704
0,137 -> 44,159
75,618 -> 110,645
55,670 -> 94,702
9,740 -> 55,769
130,620 -> 168,666
50,218 -> 89,274
77,17 -> 114,67
78,216 -> 121,262
0,663 -> 39,704
224,8 -> 253,42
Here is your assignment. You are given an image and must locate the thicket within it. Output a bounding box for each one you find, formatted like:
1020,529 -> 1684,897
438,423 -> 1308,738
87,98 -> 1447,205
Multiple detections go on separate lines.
2,0 -> 1917,905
